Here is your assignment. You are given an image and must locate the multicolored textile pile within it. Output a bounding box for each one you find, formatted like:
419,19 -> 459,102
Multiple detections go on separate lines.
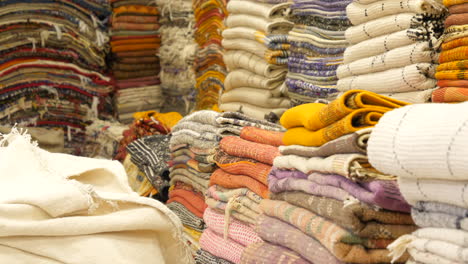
84,119 -> 127,158
157,0 -> 198,115
0,0 -> 113,154
433,0 -> 468,102
193,0 -> 228,110
220,0 -> 293,121
110,0 -> 163,123
336,0 -> 446,103
368,102 -> 468,264
243,90 -> 417,263
286,0 -> 352,105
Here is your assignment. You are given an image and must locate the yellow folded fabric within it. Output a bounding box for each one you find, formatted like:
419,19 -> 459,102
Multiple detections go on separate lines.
283,109 -> 383,146
184,226 -> 202,241
132,111 -> 183,129
280,90 -> 409,131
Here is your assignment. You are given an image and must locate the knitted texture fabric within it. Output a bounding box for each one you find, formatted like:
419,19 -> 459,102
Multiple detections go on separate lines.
220,136 -> 280,165
200,228 -> 245,264
196,249 -> 234,264
260,199 -> 409,263
432,87 -> 468,102
216,112 -> 285,132
167,188 -> 208,216
437,60 -> 468,71
240,241 -> 311,264
411,202 -> 468,231
210,169 -> 270,198
205,198 -> 259,225
240,126 -> 284,146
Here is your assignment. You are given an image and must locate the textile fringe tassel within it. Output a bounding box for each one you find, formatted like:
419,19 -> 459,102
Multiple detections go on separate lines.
388,234 -> 414,263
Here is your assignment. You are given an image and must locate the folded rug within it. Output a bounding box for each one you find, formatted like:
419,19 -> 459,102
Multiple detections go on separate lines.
170,134 -> 219,149
200,228 -> 245,264
223,50 -> 287,78
220,136 -> 280,165
210,169 -> 269,198
412,202 -> 468,231
168,188 -> 207,214
279,128 -> 370,156
240,241 -> 311,264
368,102 -> 468,180
256,215 -> 343,264
196,249 -> 233,264
216,111 -> 284,132
224,69 -> 285,91
219,102 -> 287,121
272,191 -> 415,238
220,88 -> 290,109
240,126 -> 284,146
169,174 -> 209,193
432,87 -> 468,102
260,200 -> 408,263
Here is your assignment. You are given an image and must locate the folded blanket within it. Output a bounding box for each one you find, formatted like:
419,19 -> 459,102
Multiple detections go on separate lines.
448,2 -> 468,13
441,36 -> 468,51
216,111 -> 284,132
280,89 -> 408,130
205,197 -> 259,224
222,39 -> 287,63
170,134 -> 219,149
196,249 -> 233,264
224,69 -> 285,91
225,14 -> 294,34
269,170 -> 409,211
176,110 -> 220,127
168,188 -> 207,215
445,13 -> 468,28
220,136 -> 279,165
256,215 -> 343,264
206,185 -> 263,206
204,208 -> 262,246
272,191 -> 415,238
210,169 -> 269,198
279,128 -> 370,156
437,60 -> 468,71
432,87 -> 468,102
378,89 -> 435,103
220,88 -> 290,108
223,50 -> 287,78
200,228 -> 245,264
411,202 -> 468,230
240,241 -> 311,264
346,0 -> 444,25
337,63 -> 437,93
436,70 -> 468,80
368,102 -> 468,180
260,200 -> 408,263
219,102 -> 287,121
169,174 -> 209,193
227,0 -> 291,19
166,201 -> 206,231
240,126 -> 284,146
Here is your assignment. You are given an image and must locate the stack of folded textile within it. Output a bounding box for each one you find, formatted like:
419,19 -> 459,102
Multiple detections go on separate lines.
193,0 -> 228,110
167,110 -> 222,256
241,90 -> 417,263
157,0 -> 198,115
286,0 -> 352,105
0,0 -> 114,154
110,0 -> 163,123
84,119 -> 127,158
433,0 -> 468,102
198,113 -> 285,263
336,0 -> 447,103
368,102 -> 468,264
220,0 -> 293,121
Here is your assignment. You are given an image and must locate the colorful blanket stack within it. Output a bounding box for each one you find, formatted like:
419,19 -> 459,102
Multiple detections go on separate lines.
336,0 -> 447,103
368,102 -> 468,264
433,0 -> 468,102
0,0 -> 113,154
193,0 -> 228,110
157,0 -> 198,115
110,0 -> 163,123
286,0 -> 352,105
220,0 -> 293,121
197,112 -> 284,263
243,90 -> 417,263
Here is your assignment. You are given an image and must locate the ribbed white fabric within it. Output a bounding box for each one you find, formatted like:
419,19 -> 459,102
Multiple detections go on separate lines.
219,102 -> 287,120
224,69 -> 285,91
222,39 -> 268,59
407,247 -> 460,264
379,89 -> 434,103
221,88 -> 290,108
368,102 -> 468,180
225,14 -> 294,34
337,42 -> 437,78
227,0 -> 291,18
414,228 -> 468,247
343,30 -> 416,64
223,27 -> 261,41
345,13 -> 415,44
346,0 -> 444,25
224,50 -> 287,78
289,31 -> 348,48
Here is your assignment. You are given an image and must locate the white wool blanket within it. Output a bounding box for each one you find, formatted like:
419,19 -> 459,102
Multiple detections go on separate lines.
227,0 -> 291,18
225,14 -> 293,34
378,89 -> 434,103
337,42 -> 437,79
337,63 -> 437,93
0,130 -> 192,264
346,0 -> 445,25
224,50 -> 287,78
368,102 -> 468,181
219,102 -> 287,120
288,31 -> 348,48
222,27 -> 264,42
224,69 -> 285,91
221,87 -> 290,108
222,39 -> 269,59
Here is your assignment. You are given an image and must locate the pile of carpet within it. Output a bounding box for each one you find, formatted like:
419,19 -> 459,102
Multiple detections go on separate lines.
433,0 -> 468,102
193,0 -> 228,110
368,102 -> 468,264
286,0 -> 352,105
336,0 -> 447,103
242,90 -> 418,263
0,0 -> 114,154
157,0 -> 198,115
110,0 -> 164,123
220,0 -> 293,121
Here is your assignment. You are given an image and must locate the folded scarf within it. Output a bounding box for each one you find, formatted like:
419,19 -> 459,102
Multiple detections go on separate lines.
204,208 -> 262,246
448,2 -> 468,13
260,200 -> 409,263
220,88 -> 290,108
240,126 -> 284,146
210,169 -> 269,198
196,249 -> 233,264
240,241 -> 311,264
222,39 -> 287,64
436,70 -> 468,80
220,136 -> 279,165
412,201 -> 468,231
279,128 -> 370,157
368,102 -> 468,180
224,69 -> 285,91
200,228 -> 244,264
205,197 -> 259,224
346,0 -> 444,25
168,188 -> 207,214
227,0 -> 291,19
272,191 -> 415,238
223,50 -> 287,78
437,60 -> 468,71
337,63 -> 437,93
169,174 -> 208,193
219,102 -> 287,121
256,215 -> 342,264
167,201 -> 206,231
280,89 -> 408,130
216,111 -> 284,132
432,87 -> 468,102
225,14 -> 294,34
445,13 -> 468,28
210,149 -> 271,185
337,42 -> 438,79
269,169 -> 409,211
206,185 -> 263,206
